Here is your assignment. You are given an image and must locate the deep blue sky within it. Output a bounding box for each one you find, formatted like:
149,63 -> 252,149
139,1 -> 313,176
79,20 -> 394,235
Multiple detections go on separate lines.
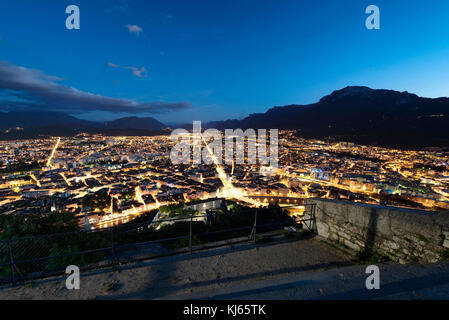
1,0 -> 449,124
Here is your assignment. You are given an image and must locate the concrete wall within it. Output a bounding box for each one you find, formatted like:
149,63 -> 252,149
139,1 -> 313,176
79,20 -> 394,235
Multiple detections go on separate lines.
305,198 -> 449,263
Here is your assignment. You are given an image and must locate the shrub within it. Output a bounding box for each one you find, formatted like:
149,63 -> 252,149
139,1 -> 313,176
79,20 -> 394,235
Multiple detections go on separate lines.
356,248 -> 390,264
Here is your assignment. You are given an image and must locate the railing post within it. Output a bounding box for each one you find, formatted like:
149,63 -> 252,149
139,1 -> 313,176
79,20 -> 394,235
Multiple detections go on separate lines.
7,240 -> 15,286
110,228 -> 116,266
253,209 -> 258,243
189,214 -> 193,253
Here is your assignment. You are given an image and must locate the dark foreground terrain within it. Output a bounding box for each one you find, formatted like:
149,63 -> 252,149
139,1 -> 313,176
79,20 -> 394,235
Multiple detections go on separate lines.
1,237 -> 449,300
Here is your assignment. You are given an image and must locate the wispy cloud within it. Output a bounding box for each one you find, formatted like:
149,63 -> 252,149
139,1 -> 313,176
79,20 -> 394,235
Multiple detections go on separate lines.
104,0 -> 133,15
125,24 -> 142,36
107,62 -> 148,78
0,60 -> 190,114
161,13 -> 173,23
187,90 -> 215,98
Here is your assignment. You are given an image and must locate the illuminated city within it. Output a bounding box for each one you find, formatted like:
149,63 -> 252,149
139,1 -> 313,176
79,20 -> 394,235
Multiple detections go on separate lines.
1,131 -> 447,230
2,0 -> 449,304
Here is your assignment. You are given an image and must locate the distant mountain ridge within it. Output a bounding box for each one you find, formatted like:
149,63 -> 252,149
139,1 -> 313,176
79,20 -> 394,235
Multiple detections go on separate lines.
0,112 -> 166,130
0,111 -> 96,130
204,86 -> 449,148
0,111 -> 167,139
2,86 -> 449,148
103,116 -> 166,130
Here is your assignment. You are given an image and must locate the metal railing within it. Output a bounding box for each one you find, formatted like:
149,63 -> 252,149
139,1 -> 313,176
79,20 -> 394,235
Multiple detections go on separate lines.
0,204 -> 316,286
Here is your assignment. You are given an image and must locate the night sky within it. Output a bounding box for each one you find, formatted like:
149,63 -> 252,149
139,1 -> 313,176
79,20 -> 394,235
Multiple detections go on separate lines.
1,0 -> 449,124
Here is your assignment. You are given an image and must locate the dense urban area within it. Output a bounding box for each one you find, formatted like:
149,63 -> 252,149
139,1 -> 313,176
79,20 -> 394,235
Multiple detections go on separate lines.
1,131 -> 448,231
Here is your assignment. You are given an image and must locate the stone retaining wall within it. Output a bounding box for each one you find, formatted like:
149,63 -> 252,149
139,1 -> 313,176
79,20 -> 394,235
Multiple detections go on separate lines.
305,198 -> 449,263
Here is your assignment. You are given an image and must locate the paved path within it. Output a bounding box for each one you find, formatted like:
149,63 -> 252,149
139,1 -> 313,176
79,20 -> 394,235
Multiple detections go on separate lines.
173,262 -> 449,300
0,237 -> 351,299
1,237 -> 449,300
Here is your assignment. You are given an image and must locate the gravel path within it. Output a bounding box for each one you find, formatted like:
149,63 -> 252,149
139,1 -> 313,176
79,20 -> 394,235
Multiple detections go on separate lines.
180,261 -> 449,300
0,237 -> 352,300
